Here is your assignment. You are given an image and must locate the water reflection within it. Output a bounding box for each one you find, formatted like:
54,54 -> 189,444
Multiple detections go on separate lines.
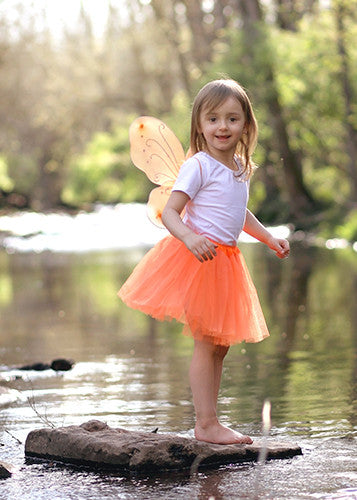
0,236 -> 356,498
0,243 -> 356,430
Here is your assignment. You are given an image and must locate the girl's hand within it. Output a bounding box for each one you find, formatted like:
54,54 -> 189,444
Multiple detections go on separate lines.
268,237 -> 290,259
183,233 -> 217,263
162,192 -> 217,262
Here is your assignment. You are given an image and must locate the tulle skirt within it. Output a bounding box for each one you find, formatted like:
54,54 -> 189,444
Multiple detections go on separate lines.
118,235 -> 269,346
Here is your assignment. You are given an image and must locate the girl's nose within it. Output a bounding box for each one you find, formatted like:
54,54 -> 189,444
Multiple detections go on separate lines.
218,120 -> 228,130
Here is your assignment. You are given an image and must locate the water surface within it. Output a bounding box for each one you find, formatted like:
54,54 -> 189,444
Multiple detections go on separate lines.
0,207 -> 356,499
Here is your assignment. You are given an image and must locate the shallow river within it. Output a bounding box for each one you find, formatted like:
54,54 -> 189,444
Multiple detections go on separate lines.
0,206 -> 356,499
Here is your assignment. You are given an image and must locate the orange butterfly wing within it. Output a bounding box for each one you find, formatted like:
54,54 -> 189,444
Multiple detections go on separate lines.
129,116 -> 186,227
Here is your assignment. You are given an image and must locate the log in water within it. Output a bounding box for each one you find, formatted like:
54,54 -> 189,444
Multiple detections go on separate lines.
25,420 -> 302,473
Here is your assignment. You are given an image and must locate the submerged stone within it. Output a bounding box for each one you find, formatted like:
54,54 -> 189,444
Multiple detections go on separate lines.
50,359 -> 74,371
25,420 -> 302,473
18,358 -> 74,372
0,461 -> 13,479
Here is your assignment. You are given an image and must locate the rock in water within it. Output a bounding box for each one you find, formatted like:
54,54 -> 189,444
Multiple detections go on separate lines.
17,358 -> 74,372
25,420 -> 302,473
0,461 -> 13,478
19,362 -> 50,371
50,359 -> 74,371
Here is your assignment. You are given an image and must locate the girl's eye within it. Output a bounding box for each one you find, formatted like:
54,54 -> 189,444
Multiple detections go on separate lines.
209,117 -> 216,122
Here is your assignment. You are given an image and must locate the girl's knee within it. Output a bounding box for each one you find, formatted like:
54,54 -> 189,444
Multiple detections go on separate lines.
214,344 -> 229,358
193,338 -> 229,358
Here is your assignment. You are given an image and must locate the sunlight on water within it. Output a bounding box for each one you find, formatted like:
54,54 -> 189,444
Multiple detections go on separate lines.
0,204 -> 165,253
262,400 -> 272,436
0,204 -> 291,253
254,400 -> 272,498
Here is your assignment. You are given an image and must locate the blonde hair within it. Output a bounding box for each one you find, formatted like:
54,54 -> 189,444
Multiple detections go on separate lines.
190,79 -> 258,178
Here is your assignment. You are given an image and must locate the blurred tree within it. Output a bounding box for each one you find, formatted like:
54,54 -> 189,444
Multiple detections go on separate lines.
182,0 -> 212,65
0,3 -> 107,209
273,0 -> 319,30
237,0 -> 316,225
62,118 -> 152,206
150,0 -> 192,96
334,0 -> 357,204
0,0 -> 355,238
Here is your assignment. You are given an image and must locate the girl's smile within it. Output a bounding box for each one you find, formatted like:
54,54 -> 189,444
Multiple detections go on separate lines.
199,96 -> 246,168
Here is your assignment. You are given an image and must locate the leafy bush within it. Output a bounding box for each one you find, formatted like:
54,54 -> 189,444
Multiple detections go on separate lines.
62,117 -> 152,207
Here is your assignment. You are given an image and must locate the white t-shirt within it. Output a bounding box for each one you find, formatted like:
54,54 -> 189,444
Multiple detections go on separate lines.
172,151 -> 249,246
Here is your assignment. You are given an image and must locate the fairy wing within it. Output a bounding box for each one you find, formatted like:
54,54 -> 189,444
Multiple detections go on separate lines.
146,186 -> 172,228
129,116 -> 186,227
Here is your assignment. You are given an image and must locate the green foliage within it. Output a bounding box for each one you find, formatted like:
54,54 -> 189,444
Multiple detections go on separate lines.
0,155 -> 14,192
0,1 -> 356,240
162,91 -> 191,152
62,117 -> 152,206
271,12 -> 353,203
207,8 -> 357,235
62,94 -> 192,208
7,153 -> 38,196
336,209 -> 357,241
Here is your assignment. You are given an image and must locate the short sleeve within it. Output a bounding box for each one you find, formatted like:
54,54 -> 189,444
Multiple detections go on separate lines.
172,156 -> 202,200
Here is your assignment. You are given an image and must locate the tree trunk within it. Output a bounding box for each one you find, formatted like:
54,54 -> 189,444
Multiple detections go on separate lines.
171,0 -> 192,96
151,0 -> 192,97
238,0 -> 316,223
274,0 -> 320,30
182,0 -> 212,65
34,147 -> 63,210
126,2 -> 150,115
213,0 -> 232,30
267,69 -> 316,216
335,0 -> 357,204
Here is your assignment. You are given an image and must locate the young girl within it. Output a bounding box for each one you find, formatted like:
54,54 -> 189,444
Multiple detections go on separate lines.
119,79 -> 289,445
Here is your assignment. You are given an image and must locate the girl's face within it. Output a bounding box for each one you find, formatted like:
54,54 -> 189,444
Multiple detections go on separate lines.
198,96 -> 246,164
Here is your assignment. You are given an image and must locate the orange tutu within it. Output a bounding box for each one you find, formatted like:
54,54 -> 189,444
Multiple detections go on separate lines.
118,235 -> 269,346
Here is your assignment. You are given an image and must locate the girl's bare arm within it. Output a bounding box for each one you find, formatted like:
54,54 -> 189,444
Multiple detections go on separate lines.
161,191 -> 217,262
243,209 -> 290,259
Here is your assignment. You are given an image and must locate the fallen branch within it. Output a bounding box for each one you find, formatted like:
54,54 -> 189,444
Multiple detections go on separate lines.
27,394 -> 56,429
5,429 -> 22,445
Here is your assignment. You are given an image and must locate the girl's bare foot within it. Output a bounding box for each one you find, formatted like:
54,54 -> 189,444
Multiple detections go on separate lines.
194,421 -> 253,445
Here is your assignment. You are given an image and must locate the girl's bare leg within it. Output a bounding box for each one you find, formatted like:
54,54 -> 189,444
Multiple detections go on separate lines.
189,338 -> 253,445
